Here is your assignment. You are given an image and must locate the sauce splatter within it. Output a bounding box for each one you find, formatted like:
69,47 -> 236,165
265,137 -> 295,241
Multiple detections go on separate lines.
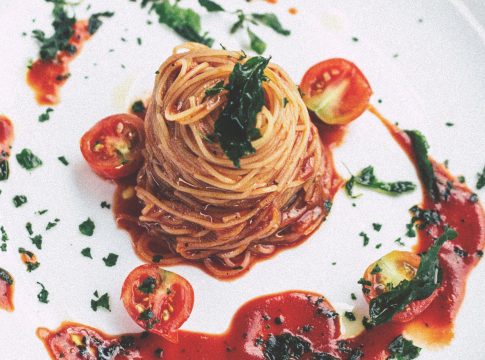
38,291 -> 342,359
26,21 -> 91,105
0,268 -> 14,312
289,7 -> 298,15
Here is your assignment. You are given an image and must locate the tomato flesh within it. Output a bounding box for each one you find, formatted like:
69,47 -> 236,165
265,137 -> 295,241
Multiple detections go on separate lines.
80,114 -> 145,179
363,250 -> 438,323
300,58 -> 372,125
121,265 -> 194,343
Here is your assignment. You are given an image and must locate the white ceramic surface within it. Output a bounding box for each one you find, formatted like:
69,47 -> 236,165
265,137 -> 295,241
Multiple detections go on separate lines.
1,1 -> 485,359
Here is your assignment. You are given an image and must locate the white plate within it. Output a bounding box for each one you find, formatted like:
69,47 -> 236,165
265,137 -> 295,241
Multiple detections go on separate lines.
1,0 -> 485,359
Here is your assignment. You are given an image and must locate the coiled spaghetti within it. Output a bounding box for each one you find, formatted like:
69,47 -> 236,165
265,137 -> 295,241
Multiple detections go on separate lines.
135,43 -> 334,277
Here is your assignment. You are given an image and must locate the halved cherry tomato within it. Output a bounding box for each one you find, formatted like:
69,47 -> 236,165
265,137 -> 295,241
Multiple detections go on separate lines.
300,58 -> 372,125
0,115 -> 14,157
80,114 -> 145,179
0,268 -> 14,312
363,250 -> 438,323
121,265 -> 194,343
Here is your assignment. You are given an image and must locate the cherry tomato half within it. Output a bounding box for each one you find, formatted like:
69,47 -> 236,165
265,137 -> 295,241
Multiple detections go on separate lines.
363,250 -> 438,323
80,114 -> 145,179
300,58 -> 372,125
121,265 -> 194,343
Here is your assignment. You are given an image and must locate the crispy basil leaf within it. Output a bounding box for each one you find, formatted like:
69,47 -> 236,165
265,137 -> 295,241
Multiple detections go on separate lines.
198,0 -> 224,12
368,227 -> 457,325
251,13 -> 290,36
212,56 -> 269,167
405,130 -> 440,202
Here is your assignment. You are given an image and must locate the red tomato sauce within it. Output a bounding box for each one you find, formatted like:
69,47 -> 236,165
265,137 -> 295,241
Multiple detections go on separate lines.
26,20 -> 91,105
38,291 -> 344,360
0,268 -> 14,312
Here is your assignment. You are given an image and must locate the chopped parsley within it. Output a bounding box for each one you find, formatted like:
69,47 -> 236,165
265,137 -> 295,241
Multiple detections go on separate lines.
445,122 -> 454,127
103,253 -> 119,267
388,335 -> 421,360
138,276 -> 157,294
91,291 -> 111,311
368,227 -> 457,325
247,28 -> 266,55
395,237 -> 405,246
344,311 -> 356,321
477,166 -> 485,190
87,12 -> 114,35
26,222 -> 34,235
138,308 -> 159,329
81,247 -> 92,258
79,218 -> 95,236
211,56 -> 269,167
101,201 -> 111,209
372,223 -> 382,232
38,108 -> 54,122
359,231 -> 370,247
13,195 -> 28,208
46,219 -> 59,230
36,209 -> 48,215
16,149 -> 43,170
36,282 -> 50,303
0,226 -> 8,252
58,156 -> 69,165
131,100 -> 146,114
350,293 -> 357,301
32,1 -> 113,61
30,234 -> 43,249
371,264 -> 382,274
346,166 -> 416,198
152,255 -> 163,263
453,246 -> 468,258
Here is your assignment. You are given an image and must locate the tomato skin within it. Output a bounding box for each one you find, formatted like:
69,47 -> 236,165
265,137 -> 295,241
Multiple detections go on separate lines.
363,250 -> 438,323
121,265 -> 194,343
80,114 -> 145,180
300,58 -> 372,125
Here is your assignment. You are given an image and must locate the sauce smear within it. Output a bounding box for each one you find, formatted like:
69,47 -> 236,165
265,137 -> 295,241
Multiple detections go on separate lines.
26,21 -> 91,105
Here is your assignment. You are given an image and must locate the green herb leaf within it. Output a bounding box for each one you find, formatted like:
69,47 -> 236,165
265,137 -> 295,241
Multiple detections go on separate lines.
91,291 -> 111,311
251,13 -> 290,36
388,335 -> 421,360
131,100 -> 146,114
368,227 -> 457,325
79,218 -> 95,236
30,235 -> 43,250
198,0 -> 224,12
26,222 -> 34,236
87,11 -> 114,35
18,247 -> 40,272
102,253 -> 119,267
477,166 -> 485,190
36,282 -> 50,304
405,130 -> 440,202
138,276 -> 157,294
347,166 -> 416,197
58,156 -> 69,165
149,0 -> 214,46
13,195 -> 28,208
81,247 -> 92,259
211,56 -> 269,167
100,201 -> 111,209
205,80 -> 225,96
344,311 -> 356,321
16,149 -> 43,170
32,2 -> 76,61
247,28 -> 266,54
359,231 -> 370,247
46,218 -> 59,230
230,13 -> 245,34
38,108 -> 54,122
372,223 -> 382,232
